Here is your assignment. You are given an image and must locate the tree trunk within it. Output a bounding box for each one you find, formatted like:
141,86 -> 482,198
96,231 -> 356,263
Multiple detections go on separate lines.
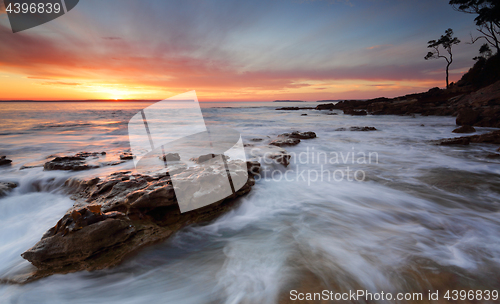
446,62 -> 450,89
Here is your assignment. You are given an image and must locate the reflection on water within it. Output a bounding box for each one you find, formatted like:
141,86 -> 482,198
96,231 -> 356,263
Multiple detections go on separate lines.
0,102 -> 500,303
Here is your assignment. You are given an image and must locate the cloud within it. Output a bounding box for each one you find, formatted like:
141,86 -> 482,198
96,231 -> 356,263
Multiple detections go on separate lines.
367,44 -> 393,50
0,0 -> 477,100
41,81 -> 81,86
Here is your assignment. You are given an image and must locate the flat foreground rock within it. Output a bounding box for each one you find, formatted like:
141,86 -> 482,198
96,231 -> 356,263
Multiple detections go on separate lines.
20,159 -> 261,282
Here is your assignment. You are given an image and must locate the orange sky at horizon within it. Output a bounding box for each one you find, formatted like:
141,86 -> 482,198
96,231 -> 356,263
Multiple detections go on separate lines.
0,0 -> 477,102
0,70 -> 456,102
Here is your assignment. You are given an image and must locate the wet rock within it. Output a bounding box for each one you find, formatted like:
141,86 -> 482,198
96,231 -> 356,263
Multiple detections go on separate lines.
315,103 -> 335,110
44,156 -> 98,171
76,152 -> 106,158
301,114 -> 308,116
326,113 -> 338,115
269,138 -> 300,147
468,130 -> 500,144
497,147 -> 500,152
279,131 -> 317,139
486,153 -> 500,159
344,109 -> 368,116
0,182 -> 17,197
250,138 -> 263,142
0,156 -> 12,166
336,126 -> 377,132
119,152 -> 134,160
43,152 -> 127,171
452,125 -> 476,133
190,153 -> 229,164
22,217 -> 135,269
268,152 -> 291,167
456,109 -> 480,126
160,153 -> 181,162
246,146 -> 291,167
438,137 -> 471,145
21,159 -> 261,280
276,107 -> 314,110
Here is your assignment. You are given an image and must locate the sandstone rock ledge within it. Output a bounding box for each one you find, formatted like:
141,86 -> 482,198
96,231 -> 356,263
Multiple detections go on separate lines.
19,159 -> 261,283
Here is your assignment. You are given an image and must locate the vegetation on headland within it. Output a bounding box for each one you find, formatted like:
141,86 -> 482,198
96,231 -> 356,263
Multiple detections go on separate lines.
300,1 -> 500,128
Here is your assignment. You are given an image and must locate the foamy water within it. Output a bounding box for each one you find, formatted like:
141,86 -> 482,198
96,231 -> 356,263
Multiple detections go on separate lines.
0,102 -> 499,303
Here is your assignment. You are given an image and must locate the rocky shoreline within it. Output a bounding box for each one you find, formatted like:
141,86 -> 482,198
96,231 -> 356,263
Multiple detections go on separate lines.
277,77 -> 500,129
2,131 -> 320,284
14,158 -> 261,283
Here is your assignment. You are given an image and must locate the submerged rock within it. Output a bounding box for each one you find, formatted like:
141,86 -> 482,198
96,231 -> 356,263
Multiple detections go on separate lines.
269,138 -> 300,147
0,156 -> 12,166
279,131 -> 317,139
486,153 -> 500,159
344,109 -> 368,116
438,137 -> 471,145
160,153 -> 181,162
0,182 -> 17,197
20,159 -> 260,281
336,126 -> 377,132
246,145 -> 291,167
452,125 -> 476,133
119,152 -> 134,160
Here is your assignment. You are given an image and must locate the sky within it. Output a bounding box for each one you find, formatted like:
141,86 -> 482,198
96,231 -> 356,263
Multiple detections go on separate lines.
0,0 -> 484,101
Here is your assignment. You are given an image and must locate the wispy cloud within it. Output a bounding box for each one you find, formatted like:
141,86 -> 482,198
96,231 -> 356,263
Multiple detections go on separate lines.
41,81 -> 81,86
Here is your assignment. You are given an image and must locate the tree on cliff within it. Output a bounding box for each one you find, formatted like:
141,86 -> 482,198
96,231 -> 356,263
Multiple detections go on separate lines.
425,28 -> 461,89
449,0 -> 499,53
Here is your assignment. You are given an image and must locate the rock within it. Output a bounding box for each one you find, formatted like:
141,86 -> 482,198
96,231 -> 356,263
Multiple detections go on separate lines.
497,147 -> 500,152
269,138 -> 300,147
44,152 -> 110,171
119,152 -> 134,160
335,126 -> 377,132
456,109 -> 480,126
21,159 -> 261,281
344,109 -> 368,116
160,153 -> 181,162
22,217 -> 135,269
468,130 -> 500,144
246,146 -> 291,167
326,113 -> 338,115
44,156 -> 98,171
279,131 -> 317,139
0,182 -> 17,197
268,152 -> 291,167
452,125 -> 476,133
486,153 -> 500,159
315,103 -> 336,110
250,138 -> 263,142
190,153 -> 229,164
438,138 -> 471,145
437,130 -> 500,146
0,156 -> 12,166
301,114 -> 308,116
276,107 -> 314,110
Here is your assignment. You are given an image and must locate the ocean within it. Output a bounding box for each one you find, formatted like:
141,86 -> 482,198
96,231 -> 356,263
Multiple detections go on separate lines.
0,101 -> 500,303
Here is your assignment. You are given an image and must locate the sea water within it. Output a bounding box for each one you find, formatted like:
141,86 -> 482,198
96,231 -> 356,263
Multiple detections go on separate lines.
0,102 -> 499,303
